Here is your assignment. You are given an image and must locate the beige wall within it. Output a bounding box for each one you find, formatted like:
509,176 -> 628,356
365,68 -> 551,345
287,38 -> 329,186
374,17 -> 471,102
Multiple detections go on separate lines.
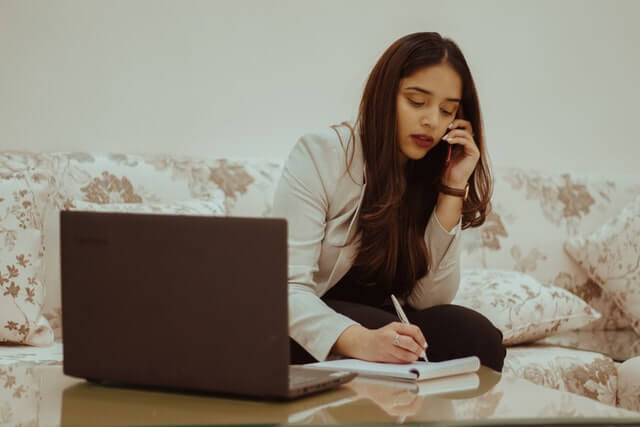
1,0 -> 638,176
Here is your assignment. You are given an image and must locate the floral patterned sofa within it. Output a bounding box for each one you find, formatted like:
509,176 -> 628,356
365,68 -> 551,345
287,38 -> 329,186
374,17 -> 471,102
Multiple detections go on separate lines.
0,150 -> 639,424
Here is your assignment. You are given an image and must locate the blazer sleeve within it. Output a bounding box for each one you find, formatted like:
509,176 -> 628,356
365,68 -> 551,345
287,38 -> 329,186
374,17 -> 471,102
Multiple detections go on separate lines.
272,133 -> 359,362
405,211 -> 462,309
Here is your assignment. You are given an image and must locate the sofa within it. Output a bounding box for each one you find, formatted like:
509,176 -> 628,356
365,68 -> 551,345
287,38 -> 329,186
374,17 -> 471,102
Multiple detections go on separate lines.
0,149 -> 639,423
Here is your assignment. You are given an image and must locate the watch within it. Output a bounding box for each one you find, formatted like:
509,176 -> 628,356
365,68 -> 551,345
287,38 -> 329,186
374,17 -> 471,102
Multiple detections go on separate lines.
439,182 -> 469,201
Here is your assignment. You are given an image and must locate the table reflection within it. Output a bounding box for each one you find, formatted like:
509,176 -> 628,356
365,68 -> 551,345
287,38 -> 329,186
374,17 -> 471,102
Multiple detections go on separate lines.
19,363 -> 640,426
58,367 -> 501,426
536,329 -> 640,362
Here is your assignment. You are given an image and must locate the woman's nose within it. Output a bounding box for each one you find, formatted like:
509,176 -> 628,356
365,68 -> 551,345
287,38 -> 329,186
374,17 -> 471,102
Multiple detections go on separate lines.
420,107 -> 439,128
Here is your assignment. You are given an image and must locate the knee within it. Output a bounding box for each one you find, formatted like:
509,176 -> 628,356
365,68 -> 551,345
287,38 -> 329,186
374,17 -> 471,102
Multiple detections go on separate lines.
470,312 -> 506,372
418,305 -> 506,372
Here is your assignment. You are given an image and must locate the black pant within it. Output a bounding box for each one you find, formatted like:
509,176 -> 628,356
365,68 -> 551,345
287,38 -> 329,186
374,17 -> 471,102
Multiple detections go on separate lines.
290,274 -> 506,372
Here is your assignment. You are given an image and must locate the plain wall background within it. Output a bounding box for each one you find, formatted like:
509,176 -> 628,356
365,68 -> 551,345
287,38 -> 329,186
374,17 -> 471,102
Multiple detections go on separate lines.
1,0 -> 639,176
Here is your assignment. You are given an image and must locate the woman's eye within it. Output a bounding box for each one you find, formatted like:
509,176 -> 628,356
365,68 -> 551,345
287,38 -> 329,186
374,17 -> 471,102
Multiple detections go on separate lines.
441,109 -> 453,116
408,99 -> 423,107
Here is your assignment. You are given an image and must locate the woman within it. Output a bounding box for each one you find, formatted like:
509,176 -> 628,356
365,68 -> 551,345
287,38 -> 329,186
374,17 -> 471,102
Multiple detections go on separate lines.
272,32 -> 506,371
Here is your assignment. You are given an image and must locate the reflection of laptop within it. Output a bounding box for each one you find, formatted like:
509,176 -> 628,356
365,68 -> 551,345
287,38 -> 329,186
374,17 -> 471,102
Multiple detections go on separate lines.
60,211 -> 356,400
60,380 -> 358,426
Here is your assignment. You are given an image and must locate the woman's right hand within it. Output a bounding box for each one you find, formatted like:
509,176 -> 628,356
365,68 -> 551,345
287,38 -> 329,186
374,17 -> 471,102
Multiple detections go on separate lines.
333,322 -> 427,363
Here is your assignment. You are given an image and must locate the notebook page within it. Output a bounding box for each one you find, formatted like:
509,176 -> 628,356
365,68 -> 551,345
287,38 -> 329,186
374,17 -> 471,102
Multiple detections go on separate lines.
306,356 -> 480,382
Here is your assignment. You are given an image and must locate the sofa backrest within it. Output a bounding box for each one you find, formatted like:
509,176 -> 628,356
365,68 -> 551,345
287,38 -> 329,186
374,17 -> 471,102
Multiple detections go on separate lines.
0,151 -> 283,216
2,150 -> 638,339
0,151 -> 283,338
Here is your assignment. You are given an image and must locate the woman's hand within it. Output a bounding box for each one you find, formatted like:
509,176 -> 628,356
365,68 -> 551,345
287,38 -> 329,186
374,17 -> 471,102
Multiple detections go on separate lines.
441,119 -> 480,188
333,322 -> 427,363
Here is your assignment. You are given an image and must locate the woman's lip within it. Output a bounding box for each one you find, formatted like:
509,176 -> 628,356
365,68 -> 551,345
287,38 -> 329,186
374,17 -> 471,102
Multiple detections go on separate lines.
411,135 -> 433,147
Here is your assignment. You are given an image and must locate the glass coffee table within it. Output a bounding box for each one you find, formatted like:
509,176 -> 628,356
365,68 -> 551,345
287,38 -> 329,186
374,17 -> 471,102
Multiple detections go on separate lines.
14,362 -> 635,426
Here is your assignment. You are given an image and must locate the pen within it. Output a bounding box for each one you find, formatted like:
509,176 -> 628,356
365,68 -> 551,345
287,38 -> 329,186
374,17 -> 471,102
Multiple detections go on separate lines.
390,294 -> 428,361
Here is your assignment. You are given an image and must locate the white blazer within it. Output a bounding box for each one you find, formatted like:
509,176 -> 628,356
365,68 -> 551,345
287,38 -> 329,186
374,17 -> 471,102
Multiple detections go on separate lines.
272,123 -> 462,361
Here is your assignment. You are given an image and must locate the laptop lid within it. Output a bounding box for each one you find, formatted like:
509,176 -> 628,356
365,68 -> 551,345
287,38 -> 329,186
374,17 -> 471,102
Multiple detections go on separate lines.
60,211 -> 291,398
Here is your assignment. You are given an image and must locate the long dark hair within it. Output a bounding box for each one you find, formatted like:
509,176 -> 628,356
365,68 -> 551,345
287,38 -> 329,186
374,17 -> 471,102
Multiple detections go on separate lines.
340,32 -> 492,299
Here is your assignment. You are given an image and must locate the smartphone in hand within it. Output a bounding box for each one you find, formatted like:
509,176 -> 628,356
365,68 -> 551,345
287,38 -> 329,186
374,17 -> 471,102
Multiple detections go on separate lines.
444,104 -> 464,165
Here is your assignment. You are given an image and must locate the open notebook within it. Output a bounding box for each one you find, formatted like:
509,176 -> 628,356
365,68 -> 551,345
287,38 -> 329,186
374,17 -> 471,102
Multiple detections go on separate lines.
305,356 -> 480,382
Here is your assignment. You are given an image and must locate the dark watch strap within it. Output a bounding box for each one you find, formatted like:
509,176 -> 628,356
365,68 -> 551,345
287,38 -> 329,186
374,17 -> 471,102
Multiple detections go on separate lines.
439,183 -> 469,200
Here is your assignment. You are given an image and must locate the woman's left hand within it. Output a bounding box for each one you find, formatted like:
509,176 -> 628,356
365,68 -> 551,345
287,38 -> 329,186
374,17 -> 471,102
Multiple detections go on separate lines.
441,119 -> 480,188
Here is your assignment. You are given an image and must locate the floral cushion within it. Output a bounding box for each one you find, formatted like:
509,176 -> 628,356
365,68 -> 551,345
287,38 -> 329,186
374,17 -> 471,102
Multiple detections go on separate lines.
564,195 -> 640,335
452,269 -> 600,345
503,346 -> 618,406
461,168 -> 640,330
0,151 -> 281,216
1,151 -> 282,339
617,356 -> 640,412
42,198 -> 226,338
0,173 -> 53,346
207,158 -> 282,217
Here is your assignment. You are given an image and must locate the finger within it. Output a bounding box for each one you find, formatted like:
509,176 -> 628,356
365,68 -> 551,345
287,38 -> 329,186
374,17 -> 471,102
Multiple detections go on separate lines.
444,137 -> 480,156
390,344 -> 419,363
395,323 -> 427,349
395,324 -> 428,352
448,119 -> 473,133
392,333 -> 422,357
443,129 -> 473,140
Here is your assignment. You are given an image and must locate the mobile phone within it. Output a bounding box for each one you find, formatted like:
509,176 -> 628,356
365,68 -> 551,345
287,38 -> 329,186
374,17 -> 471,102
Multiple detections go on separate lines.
444,104 -> 464,164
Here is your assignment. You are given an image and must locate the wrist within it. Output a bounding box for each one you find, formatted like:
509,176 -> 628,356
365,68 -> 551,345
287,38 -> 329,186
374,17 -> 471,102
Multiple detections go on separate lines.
438,181 -> 469,200
435,195 -> 463,230
440,177 -> 468,189
333,324 -> 369,358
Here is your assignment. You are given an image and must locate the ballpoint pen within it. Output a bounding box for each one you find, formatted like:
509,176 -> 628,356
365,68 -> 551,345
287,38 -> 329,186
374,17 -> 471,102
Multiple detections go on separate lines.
390,294 -> 428,361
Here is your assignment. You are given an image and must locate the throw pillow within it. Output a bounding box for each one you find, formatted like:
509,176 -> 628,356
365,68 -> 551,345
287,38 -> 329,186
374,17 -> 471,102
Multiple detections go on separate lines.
461,168 -> 640,330
564,195 -> 640,334
0,173 -> 54,346
42,198 -> 226,338
0,229 -> 54,346
617,356 -> 640,412
452,269 -> 601,345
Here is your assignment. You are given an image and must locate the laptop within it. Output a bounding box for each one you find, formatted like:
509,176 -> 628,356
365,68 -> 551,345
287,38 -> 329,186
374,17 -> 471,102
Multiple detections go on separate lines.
60,211 -> 356,400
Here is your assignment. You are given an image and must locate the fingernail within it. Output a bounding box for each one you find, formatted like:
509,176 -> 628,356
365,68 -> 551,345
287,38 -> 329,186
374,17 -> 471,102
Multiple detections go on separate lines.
423,342 -> 428,348
448,123 -> 454,129
442,134 -> 448,141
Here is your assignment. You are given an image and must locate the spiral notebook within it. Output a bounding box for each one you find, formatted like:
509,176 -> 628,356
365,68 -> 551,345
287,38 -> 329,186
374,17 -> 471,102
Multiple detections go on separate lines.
305,355 -> 480,382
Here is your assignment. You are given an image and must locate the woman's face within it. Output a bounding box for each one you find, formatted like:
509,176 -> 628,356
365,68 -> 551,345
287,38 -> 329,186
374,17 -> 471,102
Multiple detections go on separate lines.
396,63 -> 462,162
